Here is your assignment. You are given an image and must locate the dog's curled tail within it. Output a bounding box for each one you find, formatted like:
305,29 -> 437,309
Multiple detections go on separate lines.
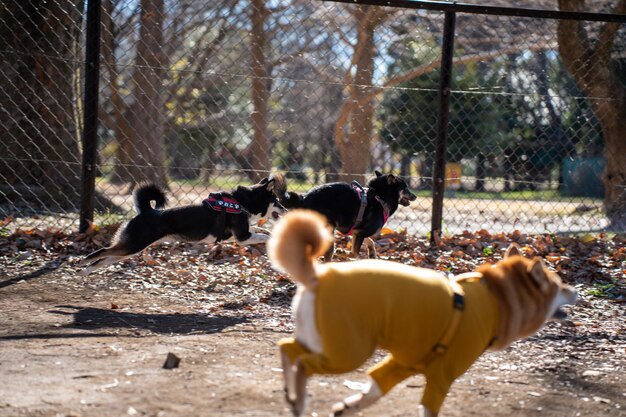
134,184 -> 167,213
267,209 -> 333,288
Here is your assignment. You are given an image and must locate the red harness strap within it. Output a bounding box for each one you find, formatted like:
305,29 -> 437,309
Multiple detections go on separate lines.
375,195 -> 391,224
344,184 -> 391,236
202,193 -> 246,215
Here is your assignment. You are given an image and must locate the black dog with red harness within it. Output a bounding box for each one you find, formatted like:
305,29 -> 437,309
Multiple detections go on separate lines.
79,175 -> 286,275
280,171 -> 415,260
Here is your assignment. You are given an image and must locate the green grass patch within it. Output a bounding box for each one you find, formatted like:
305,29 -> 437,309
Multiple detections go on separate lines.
585,280 -> 618,298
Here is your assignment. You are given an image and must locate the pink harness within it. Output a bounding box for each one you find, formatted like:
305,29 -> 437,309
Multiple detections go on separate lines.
344,184 -> 391,235
345,182 -> 367,236
375,195 -> 391,224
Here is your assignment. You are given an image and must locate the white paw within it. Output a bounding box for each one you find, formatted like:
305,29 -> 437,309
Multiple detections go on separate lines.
78,267 -> 92,276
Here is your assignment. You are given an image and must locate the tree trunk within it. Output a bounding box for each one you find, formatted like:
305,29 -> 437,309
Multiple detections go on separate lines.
335,7 -> 377,183
111,0 -> 167,189
249,0 -> 271,182
557,0 -> 626,228
103,0 -> 134,185
535,50 -> 571,190
0,1 -> 83,208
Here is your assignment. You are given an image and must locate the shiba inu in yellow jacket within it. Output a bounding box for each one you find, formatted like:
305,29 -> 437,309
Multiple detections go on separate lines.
267,210 -> 577,417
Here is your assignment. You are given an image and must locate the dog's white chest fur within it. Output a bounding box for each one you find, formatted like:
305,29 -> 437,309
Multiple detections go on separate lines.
293,287 -> 323,354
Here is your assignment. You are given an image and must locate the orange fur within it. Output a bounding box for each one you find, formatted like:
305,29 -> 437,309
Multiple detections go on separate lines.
269,211 -> 577,417
479,255 -> 562,350
267,210 -> 333,289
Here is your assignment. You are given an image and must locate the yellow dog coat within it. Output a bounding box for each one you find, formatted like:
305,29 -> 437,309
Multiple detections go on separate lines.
278,260 -> 500,413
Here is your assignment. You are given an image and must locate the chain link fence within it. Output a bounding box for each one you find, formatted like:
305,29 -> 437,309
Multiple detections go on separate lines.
1,0 -> 625,235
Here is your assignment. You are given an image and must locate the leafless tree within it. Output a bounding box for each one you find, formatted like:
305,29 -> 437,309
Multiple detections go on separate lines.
557,0 -> 626,227
0,1 -> 84,207
108,0 -> 166,188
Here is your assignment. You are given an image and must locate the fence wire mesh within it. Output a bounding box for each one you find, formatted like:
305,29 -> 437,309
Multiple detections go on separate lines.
0,0 -> 624,235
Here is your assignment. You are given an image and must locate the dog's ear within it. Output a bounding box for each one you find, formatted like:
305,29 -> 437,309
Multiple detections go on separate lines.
374,170 -> 382,177
505,243 -> 522,258
528,258 -> 550,292
387,174 -> 397,184
259,177 -> 269,185
265,178 -> 276,192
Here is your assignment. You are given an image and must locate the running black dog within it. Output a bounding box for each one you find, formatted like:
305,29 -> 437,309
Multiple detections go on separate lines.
280,171 -> 415,260
79,175 -> 286,274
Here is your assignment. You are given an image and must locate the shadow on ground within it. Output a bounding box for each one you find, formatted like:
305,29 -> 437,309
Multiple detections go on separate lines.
0,305 -> 248,341
0,257 -> 67,289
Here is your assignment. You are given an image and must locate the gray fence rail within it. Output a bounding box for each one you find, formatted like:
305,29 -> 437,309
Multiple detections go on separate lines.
1,0 -> 625,237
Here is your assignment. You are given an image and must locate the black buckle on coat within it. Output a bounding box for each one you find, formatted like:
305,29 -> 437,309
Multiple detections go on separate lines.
453,292 -> 465,311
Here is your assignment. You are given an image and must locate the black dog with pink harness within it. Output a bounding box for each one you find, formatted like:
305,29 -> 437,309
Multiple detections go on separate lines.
345,181 -> 390,236
279,171 -> 415,260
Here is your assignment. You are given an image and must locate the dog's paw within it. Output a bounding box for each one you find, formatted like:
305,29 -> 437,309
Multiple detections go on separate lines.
283,387 -> 304,417
208,244 -> 223,256
250,226 -> 271,235
77,266 -> 93,276
283,387 -> 296,405
330,401 -> 349,416
289,399 -> 307,417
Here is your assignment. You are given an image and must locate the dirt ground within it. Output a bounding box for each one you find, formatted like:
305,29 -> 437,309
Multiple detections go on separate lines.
0,229 -> 625,417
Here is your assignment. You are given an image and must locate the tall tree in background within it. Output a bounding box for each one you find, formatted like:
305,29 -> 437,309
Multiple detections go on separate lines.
110,0 -> 167,188
249,0 -> 271,182
102,0 -> 133,186
102,1 -> 240,185
0,1 -> 83,206
335,6 -> 394,182
558,0 -> 626,227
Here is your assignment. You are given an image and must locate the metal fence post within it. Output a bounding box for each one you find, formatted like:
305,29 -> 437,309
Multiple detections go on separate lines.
430,11 -> 456,244
79,0 -> 102,233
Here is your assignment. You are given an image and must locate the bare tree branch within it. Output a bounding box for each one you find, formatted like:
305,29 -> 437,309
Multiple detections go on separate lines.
337,41 -> 556,138
595,0 -> 626,61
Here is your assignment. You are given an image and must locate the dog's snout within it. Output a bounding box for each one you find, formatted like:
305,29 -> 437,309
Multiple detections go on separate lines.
564,286 -> 578,305
398,189 -> 416,207
275,201 -> 287,213
271,202 -> 286,219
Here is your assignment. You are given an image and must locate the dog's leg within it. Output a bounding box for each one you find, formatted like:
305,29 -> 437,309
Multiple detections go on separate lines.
278,339 -> 311,416
232,221 -> 271,246
364,237 -> 376,259
323,240 -> 335,262
77,247 -> 107,266
250,225 -> 271,235
420,367 -> 453,417
322,228 -> 336,261
78,241 -> 140,274
79,254 -> 132,275
330,379 -> 382,416
79,258 -> 107,275
237,233 -> 269,246
281,349 -> 296,406
419,405 -> 438,417
292,359 -> 308,417
79,245 -> 136,275
350,234 -> 365,259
